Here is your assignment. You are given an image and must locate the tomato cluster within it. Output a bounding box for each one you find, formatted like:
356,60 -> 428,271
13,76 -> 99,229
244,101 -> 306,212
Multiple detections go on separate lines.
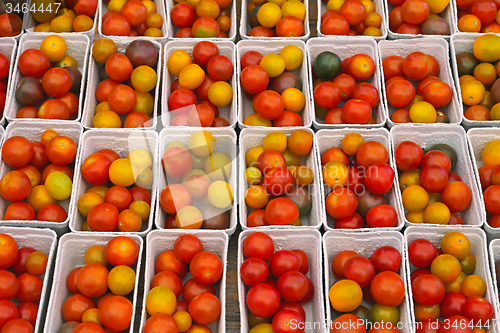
102,0 -> 163,37
167,41 -> 233,127
15,35 -> 82,121
388,0 -> 450,35
171,0 -> 231,38
240,45 -> 306,127
31,0 -> 97,33
313,52 -> 379,125
329,246 -> 405,330
456,34 -> 500,121
144,234 -> 223,332
321,0 -> 383,37
476,139 -> 500,227
78,147 -> 153,232
322,133 -> 397,229
91,39 -> 158,129
241,232 -> 314,333
409,232 -> 493,332
0,233 -> 49,332
59,236 -> 139,332
247,0 -> 306,37
457,0 -> 500,33
0,130 -> 77,223
395,141 -> 471,225
0,51 -> 9,118
244,129 -> 314,227
383,51 -> 453,124
160,130 -> 233,230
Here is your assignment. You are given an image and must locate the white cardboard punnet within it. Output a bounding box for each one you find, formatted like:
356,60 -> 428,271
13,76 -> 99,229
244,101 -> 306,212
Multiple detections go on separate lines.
5,33 -> 90,123
307,37 -> 386,129
0,38 -> 17,125
69,129 -> 158,236
155,127 -> 238,235
139,230 -> 228,332
162,40 -> 237,128
82,38 -> 161,131
379,38 -> 462,127
0,120 -> 83,236
323,230 -> 411,333
236,39 -> 312,128
44,233 -> 143,333
405,227 -> 499,330
392,124 -> 485,227
315,128 -> 403,231
488,238 -> 500,321
239,127 -> 322,229
238,229 -> 326,333
0,227 -> 57,333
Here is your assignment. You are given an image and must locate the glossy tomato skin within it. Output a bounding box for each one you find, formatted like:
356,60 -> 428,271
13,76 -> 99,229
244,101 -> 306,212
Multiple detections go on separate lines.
265,197 -> 300,226
364,163 -> 394,195
370,271 -> 405,307
182,278 -> 215,303
246,283 -> 281,318
370,246 -> 401,272
0,300 -> 18,330
412,274 -> 445,306
334,213 -> 365,229
326,188 -> 358,220
0,234 -> 18,270
173,234 -> 203,264
276,271 -> 308,302
171,3 -> 196,28
343,256 -> 376,288
314,82 -> 341,109
240,65 -> 269,95
243,232 -> 274,261
420,165 -> 449,193
272,310 -> 304,333
440,315 -> 474,333
463,296 -> 493,326
441,182 -> 472,213
395,141 -> 424,172
190,251 -> 223,285
410,268 -> 431,283
0,318 -> 34,333
366,204 -> 398,228
240,258 -> 269,286
421,151 -> 451,173
18,49 -> 50,79
253,90 -> 284,120
408,239 -> 437,268
263,166 -> 294,196
207,55 -> 233,81
188,292 -> 221,325
342,99 -> 372,124
81,153 -> 111,186
270,250 -> 300,278
440,292 -> 466,319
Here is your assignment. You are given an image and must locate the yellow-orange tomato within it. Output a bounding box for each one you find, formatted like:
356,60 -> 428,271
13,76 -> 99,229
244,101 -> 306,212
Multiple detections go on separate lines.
402,185 -> 429,212
462,274 -> 486,297
441,231 -> 471,260
430,254 -> 462,283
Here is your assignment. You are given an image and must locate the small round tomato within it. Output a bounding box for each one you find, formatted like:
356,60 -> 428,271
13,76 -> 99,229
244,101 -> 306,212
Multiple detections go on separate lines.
42,68 -> 72,98
243,232 -> 274,261
342,99 -> 372,124
276,271 -> 308,302
386,79 -> 415,108
420,165 -> 449,193
265,197 -> 299,226
326,188 -> 358,220
364,163 -> 394,195
190,251 -> 223,285
173,234 -> 203,264
273,310 -> 304,333
253,90 -> 284,120
356,141 -> 389,168
347,54 -> 375,81
207,55 -> 233,82
421,150 -> 452,173
241,51 -> 263,69
370,271 -> 405,307
182,278 -> 215,304
352,83 -> 379,108
171,3 -> 196,28
240,65 -> 269,95
240,258 -> 269,287
408,239 -> 437,268
270,249 -> 300,279
334,213 -> 365,229
463,296 -> 493,326
394,141 -> 424,172
441,182 -> 471,213
440,315 -> 474,333
343,256 -> 375,288
383,55 -> 404,79
366,205 -> 398,228
371,246 -> 401,273
314,82 -> 341,110
17,273 -> 43,303
412,274 -> 445,306
246,283 -> 281,318
440,291 -> 467,319
188,292 -> 221,326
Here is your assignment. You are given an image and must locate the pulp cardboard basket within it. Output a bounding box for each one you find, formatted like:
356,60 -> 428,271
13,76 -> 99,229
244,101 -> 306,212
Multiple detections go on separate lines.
43,233 -> 143,333
0,120 -> 83,236
139,230 -> 229,332
239,0 -> 309,41
69,129 -> 158,236
488,238 -> 500,320
307,37 -> 386,129
155,127 -> 238,235
239,127 -> 322,229
392,124 -> 485,228
5,33 -> 90,123
450,33 -> 499,129
0,226 -> 57,333
405,226 -> 499,331
236,39 -> 312,128
0,38 -> 17,125
379,38 -> 462,128
162,40 -> 237,128
316,0 -> 388,40
82,38 -> 161,131
167,2 -> 236,41
98,2 -> 168,44
315,128 -> 403,231
466,127 -> 500,235
23,0 -> 99,39
238,229 -> 325,333
385,0 -> 455,40
323,230 -> 412,333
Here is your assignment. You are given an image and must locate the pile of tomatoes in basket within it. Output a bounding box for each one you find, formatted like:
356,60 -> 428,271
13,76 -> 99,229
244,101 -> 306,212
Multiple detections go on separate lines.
455,34 -> 500,121
409,232 -> 493,330
143,234 -> 223,332
322,133 -> 397,229
31,0 -> 97,33
160,131 -> 233,230
247,0 -> 306,37
15,35 -> 82,120
329,245 -> 405,328
383,51 -> 453,124
0,130 -> 77,223
313,52 -> 380,125
457,0 -> 500,33
102,0 -> 163,37
167,41 -> 233,127
59,236 -> 139,332
241,232 -> 314,332
321,0 -> 383,36
171,0 -> 231,37
244,129 -> 314,227
388,0 -> 451,35
0,51 -> 9,118
395,140 -> 471,225
0,233 -> 49,332
240,45 -> 306,127
91,38 -> 158,129
476,139 -> 500,227
77,147 -> 153,232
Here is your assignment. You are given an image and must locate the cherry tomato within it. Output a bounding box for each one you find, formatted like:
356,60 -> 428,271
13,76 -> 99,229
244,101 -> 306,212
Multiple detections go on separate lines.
412,274 -> 445,306
408,239 -> 437,268
370,246 -> 401,272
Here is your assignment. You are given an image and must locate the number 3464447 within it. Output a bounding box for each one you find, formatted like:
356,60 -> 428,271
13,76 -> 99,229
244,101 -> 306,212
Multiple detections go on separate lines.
6,2 -> 62,13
